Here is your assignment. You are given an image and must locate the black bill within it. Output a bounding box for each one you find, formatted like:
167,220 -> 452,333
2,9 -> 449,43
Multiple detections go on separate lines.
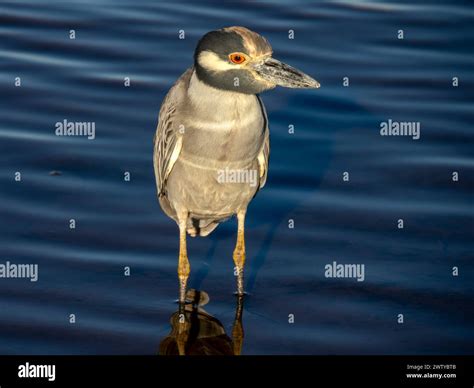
253,57 -> 320,89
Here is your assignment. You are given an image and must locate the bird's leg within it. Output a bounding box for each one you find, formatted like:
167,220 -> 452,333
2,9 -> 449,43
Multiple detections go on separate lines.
177,216 -> 190,303
233,209 -> 246,295
176,216 -> 190,355
231,294 -> 245,355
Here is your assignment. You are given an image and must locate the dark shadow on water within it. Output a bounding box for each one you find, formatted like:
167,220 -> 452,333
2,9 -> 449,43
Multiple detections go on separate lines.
158,289 -> 244,355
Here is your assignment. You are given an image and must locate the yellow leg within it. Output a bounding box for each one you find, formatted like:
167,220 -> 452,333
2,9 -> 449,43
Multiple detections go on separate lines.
178,217 -> 190,303
233,210 -> 246,295
176,216 -> 190,355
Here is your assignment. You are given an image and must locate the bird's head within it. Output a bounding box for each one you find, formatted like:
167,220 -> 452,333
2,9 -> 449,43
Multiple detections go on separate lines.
194,26 -> 320,94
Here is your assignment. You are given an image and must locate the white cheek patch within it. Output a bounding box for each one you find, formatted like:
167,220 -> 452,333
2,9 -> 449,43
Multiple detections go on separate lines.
198,50 -> 242,72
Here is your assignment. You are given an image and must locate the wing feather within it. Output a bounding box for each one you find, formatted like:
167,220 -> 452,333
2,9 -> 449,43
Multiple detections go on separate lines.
153,69 -> 192,196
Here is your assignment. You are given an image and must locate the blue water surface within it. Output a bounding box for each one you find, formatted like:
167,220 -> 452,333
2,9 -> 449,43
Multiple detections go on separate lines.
0,0 -> 473,354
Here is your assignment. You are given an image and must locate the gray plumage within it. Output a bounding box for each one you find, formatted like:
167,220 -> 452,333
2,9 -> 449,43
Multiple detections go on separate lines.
154,67 -> 269,236
153,26 -> 319,300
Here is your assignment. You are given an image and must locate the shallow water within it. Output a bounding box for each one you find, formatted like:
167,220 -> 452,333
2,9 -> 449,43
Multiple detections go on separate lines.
0,1 -> 473,354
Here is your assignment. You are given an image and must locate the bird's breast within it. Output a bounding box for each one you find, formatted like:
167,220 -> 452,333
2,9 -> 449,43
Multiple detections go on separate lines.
180,86 -> 265,168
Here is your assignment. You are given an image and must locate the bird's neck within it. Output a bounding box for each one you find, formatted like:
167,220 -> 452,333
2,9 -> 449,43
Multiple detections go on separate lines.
187,70 -> 258,114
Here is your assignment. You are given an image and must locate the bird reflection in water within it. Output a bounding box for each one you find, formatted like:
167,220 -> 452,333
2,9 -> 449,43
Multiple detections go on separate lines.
159,289 -> 244,355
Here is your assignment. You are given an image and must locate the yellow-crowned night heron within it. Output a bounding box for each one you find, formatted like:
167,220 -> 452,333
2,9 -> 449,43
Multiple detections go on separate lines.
153,26 -> 319,302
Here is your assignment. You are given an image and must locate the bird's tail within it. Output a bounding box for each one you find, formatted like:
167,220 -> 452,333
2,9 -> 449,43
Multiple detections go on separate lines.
187,218 -> 223,237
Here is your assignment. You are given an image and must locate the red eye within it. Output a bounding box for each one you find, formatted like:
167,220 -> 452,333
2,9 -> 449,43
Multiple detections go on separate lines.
229,53 -> 246,64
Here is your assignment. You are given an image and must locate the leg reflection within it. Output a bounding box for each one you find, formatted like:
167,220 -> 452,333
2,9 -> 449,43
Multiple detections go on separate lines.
176,302 -> 189,356
231,294 -> 244,355
159,290 -> 245,355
